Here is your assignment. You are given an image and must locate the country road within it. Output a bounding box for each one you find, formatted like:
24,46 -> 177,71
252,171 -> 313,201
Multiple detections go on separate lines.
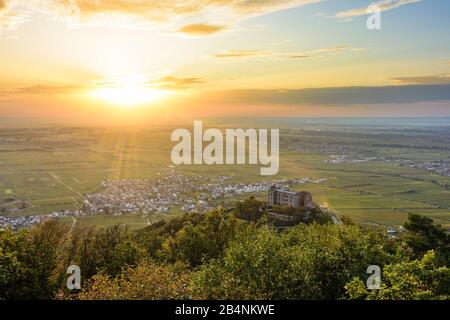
48,171 -> 91,205
71,216 -> 77,230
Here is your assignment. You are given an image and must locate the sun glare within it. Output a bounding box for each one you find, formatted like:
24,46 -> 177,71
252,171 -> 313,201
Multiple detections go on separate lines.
91,76 -> 170,107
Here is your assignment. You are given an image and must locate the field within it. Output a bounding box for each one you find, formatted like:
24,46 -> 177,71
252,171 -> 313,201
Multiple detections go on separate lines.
1,118 -> 449,228
59,212 -> 180,230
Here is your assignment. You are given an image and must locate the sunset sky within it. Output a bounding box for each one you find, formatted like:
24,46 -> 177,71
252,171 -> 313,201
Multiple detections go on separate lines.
0,0 -> 449,123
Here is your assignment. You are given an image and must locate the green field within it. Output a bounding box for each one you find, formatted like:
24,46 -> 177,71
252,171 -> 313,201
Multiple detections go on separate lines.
59,212 -> 180,230
1,119 -> 450,228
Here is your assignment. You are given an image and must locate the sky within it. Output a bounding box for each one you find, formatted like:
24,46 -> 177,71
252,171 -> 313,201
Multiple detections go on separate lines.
0,0 -> 449,124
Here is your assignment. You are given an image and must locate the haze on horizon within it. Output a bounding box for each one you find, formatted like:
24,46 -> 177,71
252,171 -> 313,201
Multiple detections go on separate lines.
0,0 -> 450,124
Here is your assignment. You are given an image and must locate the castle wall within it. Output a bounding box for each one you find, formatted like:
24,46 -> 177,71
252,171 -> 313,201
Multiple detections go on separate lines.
268,187 -> 313,209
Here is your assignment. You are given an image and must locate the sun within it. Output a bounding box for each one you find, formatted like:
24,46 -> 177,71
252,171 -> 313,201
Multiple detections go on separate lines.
91,75 -> 170,107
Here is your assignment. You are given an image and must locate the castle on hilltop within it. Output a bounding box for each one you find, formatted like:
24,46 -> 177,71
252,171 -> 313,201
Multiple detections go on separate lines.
268,185 -> 314,209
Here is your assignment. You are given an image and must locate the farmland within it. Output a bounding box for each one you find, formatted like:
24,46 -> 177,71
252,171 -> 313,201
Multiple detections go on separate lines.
1,118 -> 449,229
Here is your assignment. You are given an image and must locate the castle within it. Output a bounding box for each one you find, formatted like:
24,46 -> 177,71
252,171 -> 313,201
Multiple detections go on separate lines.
268,185 -> 314,209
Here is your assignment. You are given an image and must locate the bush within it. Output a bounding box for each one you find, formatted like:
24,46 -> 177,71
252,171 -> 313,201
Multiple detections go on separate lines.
345,251 -> 450,300
76,260 -> 192,300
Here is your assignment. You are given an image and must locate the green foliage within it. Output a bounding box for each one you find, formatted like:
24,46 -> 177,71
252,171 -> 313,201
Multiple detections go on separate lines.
162,209 -> 243,266
71,225 -> 147,278
2,208 -> 449,301
76,260 -> 192,300
0,220 -> 69,299
193,223 -> 404,299
234,196 -> 264,221
134,212 -> 205,257
403,213 -> 450,261
340,215 -> 355,226
345,251 -> 450,300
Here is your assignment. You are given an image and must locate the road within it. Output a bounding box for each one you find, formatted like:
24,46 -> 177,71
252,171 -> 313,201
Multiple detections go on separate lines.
48,171 -> 91,205
330,214 -> 342,225
71,217 -> 77,230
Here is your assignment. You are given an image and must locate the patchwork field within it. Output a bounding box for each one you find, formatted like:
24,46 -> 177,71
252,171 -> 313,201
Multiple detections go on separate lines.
1,118 -> 449,228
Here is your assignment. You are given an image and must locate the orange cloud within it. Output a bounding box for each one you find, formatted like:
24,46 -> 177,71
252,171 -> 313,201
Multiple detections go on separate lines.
148,76 -> 204,89
0,0 -> 29,33
0,74 -> 204,99
0,0 -> 7,10
5,0 -> 322,32
0,85 -> 88,97
176,23 -> 225,36
390,74 -> 450,85
286,55 -> 311,59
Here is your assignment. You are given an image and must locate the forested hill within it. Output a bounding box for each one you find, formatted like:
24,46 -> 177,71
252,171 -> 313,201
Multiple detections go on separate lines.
1,197 -> 449,300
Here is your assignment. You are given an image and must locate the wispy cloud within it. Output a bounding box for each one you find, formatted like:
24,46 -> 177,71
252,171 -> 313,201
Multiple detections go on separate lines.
5,0 -> 322,34
211,50 -> 273,59
285,46 -> 360,59
311,45 -> 351,53
0,74 -> 204,98
0,85 -> 88,97
211,45 -> 365,61
286,54 -> 312,60
175,23 -> 225,36
0,0 -> 29,34
336,0 -> 421,19
147,76 -> 204,89
197,84 -> 450,106
390,74 -> 450,84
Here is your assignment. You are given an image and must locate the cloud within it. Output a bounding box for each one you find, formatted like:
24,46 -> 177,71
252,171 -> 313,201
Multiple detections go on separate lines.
286,54 -> 311,59
311,45 -> 351,53
286,45 -> 366,60
1,85 -> 88,96
212,50 -> 273,59
175,23 -> 225,36
148,76 -> 204,89
390,74 -> 450,85
0,0 -> 30,34
197,84 -> 450,105
336,0 -> 421,18
0,74 -> 204,98
0,0 -> 7,10
211,45 -> 366,61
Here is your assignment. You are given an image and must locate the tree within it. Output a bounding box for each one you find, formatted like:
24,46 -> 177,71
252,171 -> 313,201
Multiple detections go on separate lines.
134,212 -> 205,257
162,209 -> 243,266
403,213 -> 450,261
345,251 -> 450,300
234,196 -> 264,221
0,220 -> 69,299
72,225 -> 147,279
192,225 -> 283,299
193,223 -> 402,299
0,228 -> 28,299
76,260 -> 192,300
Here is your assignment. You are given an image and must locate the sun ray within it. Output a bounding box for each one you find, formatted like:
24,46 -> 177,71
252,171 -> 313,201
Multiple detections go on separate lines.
91,75 -> 170,107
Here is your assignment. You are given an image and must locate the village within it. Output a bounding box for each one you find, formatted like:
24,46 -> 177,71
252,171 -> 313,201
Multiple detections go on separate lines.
0,170 -> 327,230
324,155 -> 450,177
